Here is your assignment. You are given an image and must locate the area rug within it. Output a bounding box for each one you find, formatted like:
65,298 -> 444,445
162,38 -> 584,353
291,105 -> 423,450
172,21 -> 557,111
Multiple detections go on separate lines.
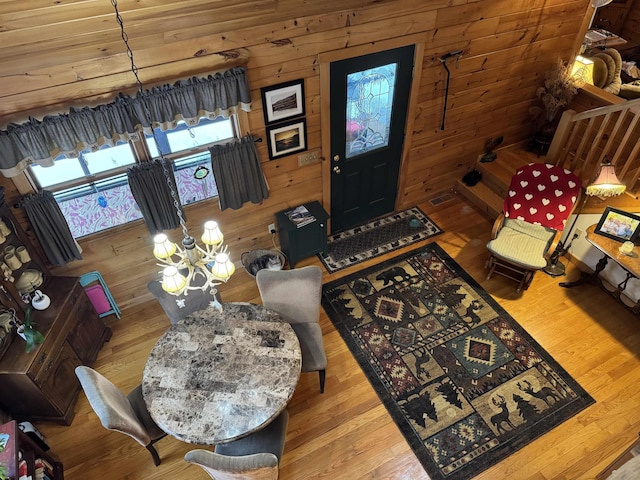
321,243 -> 594,480
318,207 -> 443,273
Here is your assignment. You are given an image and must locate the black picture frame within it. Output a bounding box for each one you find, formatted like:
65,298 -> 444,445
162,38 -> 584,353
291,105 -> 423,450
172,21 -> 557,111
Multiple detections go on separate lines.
266,119 -> 307,160
594,206 -> 640,243
260,79 -> 305,125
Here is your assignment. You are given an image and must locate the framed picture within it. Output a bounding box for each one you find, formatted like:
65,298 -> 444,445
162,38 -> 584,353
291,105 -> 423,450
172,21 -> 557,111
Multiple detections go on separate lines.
266,119 -> 307,160
261,79 -> 305,125
594,207 -> 640,242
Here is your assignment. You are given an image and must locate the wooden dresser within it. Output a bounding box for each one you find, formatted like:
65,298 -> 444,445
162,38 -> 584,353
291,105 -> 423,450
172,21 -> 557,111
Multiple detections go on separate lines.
0,276 -> 112,425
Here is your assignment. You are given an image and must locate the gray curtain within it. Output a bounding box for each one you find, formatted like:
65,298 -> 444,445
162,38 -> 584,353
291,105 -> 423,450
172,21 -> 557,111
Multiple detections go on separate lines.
0,67 -> 251,177
19,190 -> 83,266
210,136 -> 269,210
127,159 -> 183,234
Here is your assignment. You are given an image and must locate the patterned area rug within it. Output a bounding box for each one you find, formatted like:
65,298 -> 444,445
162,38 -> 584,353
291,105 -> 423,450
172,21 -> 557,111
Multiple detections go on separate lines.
321,244 -> 594,480
318,207 -> 443,273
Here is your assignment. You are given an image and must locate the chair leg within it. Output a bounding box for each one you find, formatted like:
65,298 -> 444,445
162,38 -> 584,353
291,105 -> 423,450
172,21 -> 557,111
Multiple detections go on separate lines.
319,369 -> 326,394
146,444 -> 161,467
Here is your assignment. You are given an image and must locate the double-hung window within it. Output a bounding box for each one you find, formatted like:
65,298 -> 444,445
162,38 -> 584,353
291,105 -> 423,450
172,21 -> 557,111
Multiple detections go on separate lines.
28,116 -> 237,238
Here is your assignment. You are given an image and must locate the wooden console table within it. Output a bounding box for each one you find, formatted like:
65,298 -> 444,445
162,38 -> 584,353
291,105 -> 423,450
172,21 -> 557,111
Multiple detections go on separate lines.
560,225 -> 640,314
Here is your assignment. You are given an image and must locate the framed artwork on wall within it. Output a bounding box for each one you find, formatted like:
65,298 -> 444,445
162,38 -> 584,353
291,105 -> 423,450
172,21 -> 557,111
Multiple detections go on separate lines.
261,79 -> 305,125
594,206 -> 640,242
266,119 -> 307,160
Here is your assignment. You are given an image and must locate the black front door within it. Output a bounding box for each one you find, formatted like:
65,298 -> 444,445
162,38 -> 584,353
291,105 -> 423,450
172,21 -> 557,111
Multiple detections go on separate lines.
329,44 -> 414,232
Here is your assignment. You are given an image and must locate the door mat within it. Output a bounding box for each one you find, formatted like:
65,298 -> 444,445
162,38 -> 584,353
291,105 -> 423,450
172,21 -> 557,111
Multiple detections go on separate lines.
318,207 -> 443,273
321,243 -> 594,480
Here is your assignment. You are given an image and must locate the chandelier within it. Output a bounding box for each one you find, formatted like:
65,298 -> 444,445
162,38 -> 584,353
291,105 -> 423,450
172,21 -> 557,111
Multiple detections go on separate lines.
112,0 -> 235,296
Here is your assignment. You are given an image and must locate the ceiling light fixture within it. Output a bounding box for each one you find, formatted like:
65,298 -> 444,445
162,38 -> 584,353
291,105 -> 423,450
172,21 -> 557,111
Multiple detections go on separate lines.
112,0 -> 234,297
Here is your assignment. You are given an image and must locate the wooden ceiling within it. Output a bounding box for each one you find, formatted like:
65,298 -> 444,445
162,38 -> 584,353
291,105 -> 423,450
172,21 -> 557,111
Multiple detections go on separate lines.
0,0 -> 394,124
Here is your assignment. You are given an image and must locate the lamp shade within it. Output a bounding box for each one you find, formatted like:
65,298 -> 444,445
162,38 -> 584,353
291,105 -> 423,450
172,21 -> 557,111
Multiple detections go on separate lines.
211,252 -> 235,280
201,221 -> 224,246
591,0 -> 613,7
161,266 -> 187,293
571,55 -> 594,85
586,162 -> 626,197
153,233 -> 177,259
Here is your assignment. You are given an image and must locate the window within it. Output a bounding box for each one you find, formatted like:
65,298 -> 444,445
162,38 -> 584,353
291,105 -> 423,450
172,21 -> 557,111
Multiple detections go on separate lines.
29,116 -> 236,238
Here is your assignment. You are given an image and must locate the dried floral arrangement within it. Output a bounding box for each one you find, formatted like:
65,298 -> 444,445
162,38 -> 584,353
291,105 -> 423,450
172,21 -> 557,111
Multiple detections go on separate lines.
529,58 -> 580,126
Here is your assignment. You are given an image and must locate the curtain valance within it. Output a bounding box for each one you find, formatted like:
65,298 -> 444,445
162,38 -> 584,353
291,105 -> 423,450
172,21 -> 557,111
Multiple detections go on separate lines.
0,67 -> 251,177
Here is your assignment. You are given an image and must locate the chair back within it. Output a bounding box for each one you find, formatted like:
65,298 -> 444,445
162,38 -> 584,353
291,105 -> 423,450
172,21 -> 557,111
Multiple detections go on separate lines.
504,163 -> 581,231
147,280 -> 219,324
256,266 -> 322,324
184,450 -> 279,480
75,366 -> 151,446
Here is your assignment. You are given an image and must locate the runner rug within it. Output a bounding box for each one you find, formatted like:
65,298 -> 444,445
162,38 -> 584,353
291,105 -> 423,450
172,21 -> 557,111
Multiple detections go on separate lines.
321,243 -> 594,480
318,207 -> 443,273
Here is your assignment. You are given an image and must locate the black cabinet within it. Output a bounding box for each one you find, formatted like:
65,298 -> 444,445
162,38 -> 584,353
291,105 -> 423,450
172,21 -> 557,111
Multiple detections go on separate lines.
276,201 -> 329,268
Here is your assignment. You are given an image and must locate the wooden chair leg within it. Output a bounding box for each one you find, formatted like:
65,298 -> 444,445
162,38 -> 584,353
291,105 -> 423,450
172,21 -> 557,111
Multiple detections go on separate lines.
319,369 -> 326,394
146,443 -> 161,466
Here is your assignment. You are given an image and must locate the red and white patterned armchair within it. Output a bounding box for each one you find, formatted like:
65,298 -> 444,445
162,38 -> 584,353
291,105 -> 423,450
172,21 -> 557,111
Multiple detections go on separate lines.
486,163 -> 581,292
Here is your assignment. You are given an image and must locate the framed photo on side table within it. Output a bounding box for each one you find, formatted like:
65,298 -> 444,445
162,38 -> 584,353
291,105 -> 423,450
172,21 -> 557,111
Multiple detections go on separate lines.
594,206 -> 640,242
261,79 -> 305,125
266,119 -> 307,160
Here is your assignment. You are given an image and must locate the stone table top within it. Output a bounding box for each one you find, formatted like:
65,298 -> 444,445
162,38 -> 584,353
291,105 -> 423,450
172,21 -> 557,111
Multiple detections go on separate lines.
142,302 -> 301,445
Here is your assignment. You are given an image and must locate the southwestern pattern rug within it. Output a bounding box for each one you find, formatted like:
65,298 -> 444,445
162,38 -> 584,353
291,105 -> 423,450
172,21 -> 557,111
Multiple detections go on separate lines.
318,206 -> 443,273
321,244 -> 594,480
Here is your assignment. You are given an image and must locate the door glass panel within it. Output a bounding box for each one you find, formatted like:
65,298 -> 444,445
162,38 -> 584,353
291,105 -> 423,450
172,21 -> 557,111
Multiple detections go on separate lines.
345,63 -> 397,159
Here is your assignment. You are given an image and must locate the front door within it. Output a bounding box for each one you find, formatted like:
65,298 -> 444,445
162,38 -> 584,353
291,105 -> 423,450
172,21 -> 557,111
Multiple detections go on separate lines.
329,44 -> 414,232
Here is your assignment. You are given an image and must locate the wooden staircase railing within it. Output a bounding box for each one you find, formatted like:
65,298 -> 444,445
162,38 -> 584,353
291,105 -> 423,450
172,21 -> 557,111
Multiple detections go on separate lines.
547,98 -> 640,196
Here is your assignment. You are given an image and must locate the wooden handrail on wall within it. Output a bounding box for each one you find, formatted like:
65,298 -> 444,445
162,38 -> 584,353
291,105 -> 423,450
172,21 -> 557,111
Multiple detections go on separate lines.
547,98 -> 640,195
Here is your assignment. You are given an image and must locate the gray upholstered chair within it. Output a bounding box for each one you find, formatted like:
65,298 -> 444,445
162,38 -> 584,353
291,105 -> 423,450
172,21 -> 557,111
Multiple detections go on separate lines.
75,365 -> 167,466
147,279 -> 220,325
185,409 -> 289,480
256,266 -> 327,393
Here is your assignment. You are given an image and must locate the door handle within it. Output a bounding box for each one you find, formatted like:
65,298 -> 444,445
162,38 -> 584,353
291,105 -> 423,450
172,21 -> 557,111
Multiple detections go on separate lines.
333,166 -> 341,174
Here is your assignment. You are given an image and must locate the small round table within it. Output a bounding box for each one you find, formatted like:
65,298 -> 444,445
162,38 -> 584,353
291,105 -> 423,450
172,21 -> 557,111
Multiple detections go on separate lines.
142,302 -> 301,445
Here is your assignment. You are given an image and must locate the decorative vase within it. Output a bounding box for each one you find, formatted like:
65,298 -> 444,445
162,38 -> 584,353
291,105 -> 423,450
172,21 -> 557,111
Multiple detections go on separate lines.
31,290 -> 51,311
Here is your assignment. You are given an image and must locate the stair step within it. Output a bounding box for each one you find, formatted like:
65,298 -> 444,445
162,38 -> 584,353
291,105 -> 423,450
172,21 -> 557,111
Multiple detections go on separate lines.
458,146 -> 551,220
454,178 -> 504,220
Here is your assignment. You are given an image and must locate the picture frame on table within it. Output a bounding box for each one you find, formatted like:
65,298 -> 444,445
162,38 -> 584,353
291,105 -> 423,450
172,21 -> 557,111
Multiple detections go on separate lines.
261,79 -> 305,125
266,119 -> 307,160
594,206 -> 640,243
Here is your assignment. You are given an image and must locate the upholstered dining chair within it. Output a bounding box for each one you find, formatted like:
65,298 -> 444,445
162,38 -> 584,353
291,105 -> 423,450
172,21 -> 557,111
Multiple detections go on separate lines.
147,279 -> 220,325
256,266 -> 327,393
486,163 -> 581,292
75,365 -> 167,466
185,409 -> 289,480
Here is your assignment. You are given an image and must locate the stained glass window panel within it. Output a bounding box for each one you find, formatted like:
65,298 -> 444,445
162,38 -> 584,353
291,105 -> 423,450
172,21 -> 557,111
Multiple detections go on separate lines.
346,63 -> 397,158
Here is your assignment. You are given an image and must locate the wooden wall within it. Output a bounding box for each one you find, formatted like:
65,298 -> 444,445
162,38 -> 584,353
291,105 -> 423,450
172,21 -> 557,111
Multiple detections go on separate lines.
621,0 -> 640,45
0,0 -> 592,309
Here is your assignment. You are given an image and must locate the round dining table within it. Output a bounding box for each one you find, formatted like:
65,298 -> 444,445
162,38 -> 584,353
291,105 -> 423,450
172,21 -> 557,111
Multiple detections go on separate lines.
142,302 -> 301,445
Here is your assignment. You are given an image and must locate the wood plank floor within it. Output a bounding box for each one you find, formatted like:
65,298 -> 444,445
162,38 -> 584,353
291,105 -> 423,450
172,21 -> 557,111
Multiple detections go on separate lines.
35,194 -> 640,480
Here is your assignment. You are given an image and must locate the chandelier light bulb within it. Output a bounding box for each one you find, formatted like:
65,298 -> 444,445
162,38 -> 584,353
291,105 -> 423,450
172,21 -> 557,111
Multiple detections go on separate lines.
161,266 -> 187,293
202,221 -> 224,246
153,233 -> 177,259
211,252 -> 235,280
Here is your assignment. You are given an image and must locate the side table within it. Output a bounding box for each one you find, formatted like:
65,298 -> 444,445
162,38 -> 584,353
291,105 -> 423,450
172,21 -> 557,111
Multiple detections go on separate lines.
275,201 -> 329,268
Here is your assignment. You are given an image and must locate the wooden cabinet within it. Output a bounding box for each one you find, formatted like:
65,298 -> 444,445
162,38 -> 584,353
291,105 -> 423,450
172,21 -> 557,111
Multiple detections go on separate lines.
0,277 -> 112,425
0,419 -> 63,480
0,187 -> 51,318
276,201 -> 329,268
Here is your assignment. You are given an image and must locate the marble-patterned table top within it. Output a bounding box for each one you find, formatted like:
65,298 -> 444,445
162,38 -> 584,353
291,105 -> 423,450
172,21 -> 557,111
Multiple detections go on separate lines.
142,302 -> 301,445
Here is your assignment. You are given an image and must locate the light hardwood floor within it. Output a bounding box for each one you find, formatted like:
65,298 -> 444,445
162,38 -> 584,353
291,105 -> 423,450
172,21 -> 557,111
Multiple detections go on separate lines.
36,194 -> 640,480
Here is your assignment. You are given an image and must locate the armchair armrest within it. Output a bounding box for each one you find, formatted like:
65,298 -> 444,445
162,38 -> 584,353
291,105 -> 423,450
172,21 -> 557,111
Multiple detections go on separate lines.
491,213 -> 505,240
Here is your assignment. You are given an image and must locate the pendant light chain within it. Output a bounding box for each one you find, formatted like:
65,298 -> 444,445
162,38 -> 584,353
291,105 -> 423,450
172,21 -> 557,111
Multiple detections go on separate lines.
111,0 -> 189,238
